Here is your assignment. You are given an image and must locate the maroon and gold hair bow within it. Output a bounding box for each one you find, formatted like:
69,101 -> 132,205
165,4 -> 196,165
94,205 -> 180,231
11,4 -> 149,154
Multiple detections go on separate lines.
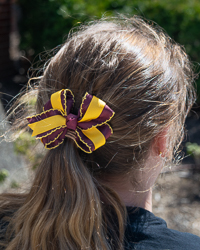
27,89 -> 114,153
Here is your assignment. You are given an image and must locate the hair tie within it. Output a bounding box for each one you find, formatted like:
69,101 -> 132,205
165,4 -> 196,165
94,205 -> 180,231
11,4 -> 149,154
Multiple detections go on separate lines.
27,89 -> 115,153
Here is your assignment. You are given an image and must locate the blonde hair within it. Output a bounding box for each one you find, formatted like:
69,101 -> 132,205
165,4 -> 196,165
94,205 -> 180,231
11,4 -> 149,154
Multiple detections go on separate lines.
0,16 -> 196,250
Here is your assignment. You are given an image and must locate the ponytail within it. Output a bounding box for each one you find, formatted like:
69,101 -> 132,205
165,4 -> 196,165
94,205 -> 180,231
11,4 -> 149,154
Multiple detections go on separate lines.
4,140 -> 126,250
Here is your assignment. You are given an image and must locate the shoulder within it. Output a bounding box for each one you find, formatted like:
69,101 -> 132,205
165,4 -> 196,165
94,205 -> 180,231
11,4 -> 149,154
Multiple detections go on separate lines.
125,207 -> 200,250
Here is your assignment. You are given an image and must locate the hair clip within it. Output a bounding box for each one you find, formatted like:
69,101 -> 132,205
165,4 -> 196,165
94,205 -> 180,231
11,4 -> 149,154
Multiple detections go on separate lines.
27,89 -> 115,153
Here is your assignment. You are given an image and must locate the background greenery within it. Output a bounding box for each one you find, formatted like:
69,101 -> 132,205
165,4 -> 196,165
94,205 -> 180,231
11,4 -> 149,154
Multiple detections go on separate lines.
18,0 -> 200,101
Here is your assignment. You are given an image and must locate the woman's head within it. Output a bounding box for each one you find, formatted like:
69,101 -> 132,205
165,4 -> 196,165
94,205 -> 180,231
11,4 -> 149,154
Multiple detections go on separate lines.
36,16 -> 195,178
2,16 -> 195,250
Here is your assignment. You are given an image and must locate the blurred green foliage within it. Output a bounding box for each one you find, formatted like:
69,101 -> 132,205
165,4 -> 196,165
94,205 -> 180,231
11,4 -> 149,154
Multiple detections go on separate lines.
14,132 -> 35,155
18,0 -> 200,100
0,169 -> 9,184
10,180 -> 20,189
186,142 -> 200,164
14,132 -> 43,170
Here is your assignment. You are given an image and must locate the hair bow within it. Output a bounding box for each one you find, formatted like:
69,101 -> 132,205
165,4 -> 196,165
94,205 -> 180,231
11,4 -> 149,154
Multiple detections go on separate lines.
27,89 -> 114,153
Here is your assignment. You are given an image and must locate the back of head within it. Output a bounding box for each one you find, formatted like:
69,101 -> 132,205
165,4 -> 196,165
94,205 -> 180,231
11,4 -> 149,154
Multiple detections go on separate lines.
0,16 -> 195,250
38,16 -> 194,174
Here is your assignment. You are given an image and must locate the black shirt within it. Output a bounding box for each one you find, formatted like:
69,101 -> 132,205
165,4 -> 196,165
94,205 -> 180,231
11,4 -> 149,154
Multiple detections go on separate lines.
125,207 -> 200,250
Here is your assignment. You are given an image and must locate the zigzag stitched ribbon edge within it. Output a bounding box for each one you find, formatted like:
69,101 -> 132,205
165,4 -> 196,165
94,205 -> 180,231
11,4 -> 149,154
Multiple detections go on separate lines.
27,89 -> 115,153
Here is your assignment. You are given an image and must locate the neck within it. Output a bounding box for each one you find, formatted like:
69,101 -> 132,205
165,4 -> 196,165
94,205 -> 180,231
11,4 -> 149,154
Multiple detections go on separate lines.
103,154 -> 163,212
121,188 -> 153,212
106,179 -> 153,212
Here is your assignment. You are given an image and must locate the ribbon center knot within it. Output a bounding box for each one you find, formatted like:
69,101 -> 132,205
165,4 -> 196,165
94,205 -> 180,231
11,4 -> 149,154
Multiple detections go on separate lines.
66,113 -> 78,131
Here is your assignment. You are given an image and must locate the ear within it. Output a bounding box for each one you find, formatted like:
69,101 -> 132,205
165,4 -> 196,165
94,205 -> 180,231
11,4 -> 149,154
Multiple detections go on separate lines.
151,126 -> 170,157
